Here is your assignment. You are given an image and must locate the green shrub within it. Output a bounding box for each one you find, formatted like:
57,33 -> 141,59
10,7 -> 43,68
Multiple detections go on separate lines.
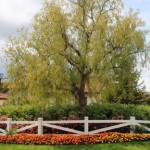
1,103 -> 150,134
0,105 -> 45,120
0,103 -> 150,121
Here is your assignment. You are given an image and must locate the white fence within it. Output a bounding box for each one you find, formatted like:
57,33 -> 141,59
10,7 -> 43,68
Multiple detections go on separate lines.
0,116 -> 150,135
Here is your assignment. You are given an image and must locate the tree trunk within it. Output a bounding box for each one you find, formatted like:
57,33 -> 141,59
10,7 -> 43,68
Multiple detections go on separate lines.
77,74 -> 87,115
78,92 -> 87,115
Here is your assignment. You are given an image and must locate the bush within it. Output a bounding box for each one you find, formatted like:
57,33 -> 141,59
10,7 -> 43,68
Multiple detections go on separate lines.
1,103 -> 150,120
86,103 -> 150,121
0,105 -> 45,120
0,103 -> 150,134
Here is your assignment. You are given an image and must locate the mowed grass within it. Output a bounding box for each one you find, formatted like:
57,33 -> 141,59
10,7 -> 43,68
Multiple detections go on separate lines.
0,142 -> 150,150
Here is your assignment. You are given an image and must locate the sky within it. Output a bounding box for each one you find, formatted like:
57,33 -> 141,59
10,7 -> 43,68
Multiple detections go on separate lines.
124,0 -> 150,91
0,0 -> 150,91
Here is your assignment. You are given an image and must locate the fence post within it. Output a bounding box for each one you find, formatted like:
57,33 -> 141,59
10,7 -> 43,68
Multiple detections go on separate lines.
7,118 -> 12,132
38,118 -> 43,135
130,116 -> 135,134
84,116 -> 89,134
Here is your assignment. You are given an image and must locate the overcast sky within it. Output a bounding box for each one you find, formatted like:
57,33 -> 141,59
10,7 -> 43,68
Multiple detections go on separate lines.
0,0 -> 150,91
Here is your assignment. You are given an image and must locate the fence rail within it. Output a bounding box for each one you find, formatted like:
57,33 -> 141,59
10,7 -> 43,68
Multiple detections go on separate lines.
0,116 -> 150,135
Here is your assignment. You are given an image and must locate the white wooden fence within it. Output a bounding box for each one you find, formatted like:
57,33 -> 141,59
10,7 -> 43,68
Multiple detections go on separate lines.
0,116 -> 150,135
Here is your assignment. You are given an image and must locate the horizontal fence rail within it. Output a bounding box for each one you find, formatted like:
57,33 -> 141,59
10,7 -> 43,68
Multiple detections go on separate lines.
0,116 -> 150,135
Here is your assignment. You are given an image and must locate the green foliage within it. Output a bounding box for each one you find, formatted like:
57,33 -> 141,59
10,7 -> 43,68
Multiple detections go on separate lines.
87,103 -> 131,119
0,103 -> 150,121
5,128 -> 17,136
0,105 -> 45,120
1,103 -> 150,134
0,104 -> 80,120
4,0 -> 150,113
133,125 -> 148,134
145,99 -> 150,105
87,103 -> 150,120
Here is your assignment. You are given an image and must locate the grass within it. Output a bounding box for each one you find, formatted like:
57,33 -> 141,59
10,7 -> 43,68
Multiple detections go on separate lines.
0,142 -> 150,150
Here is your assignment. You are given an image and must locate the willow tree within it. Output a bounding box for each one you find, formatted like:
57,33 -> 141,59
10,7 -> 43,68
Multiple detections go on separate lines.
5,0 -> 149,113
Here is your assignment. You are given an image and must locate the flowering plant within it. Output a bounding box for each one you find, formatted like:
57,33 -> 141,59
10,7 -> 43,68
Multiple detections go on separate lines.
0,132 -> 150,145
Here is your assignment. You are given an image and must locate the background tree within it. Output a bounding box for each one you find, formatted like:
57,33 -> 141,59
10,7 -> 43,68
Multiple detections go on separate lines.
4,0 -> 149,113
0,73 -> 8,93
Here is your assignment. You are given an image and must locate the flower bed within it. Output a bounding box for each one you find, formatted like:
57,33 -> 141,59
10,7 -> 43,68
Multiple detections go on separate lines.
0,132 -> 150,145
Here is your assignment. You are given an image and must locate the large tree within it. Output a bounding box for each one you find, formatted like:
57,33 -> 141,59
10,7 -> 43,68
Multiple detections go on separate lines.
4,0 -> 149,113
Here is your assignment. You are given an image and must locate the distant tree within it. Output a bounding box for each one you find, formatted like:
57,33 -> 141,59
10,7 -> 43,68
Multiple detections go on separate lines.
0,73 -> 9,93
0,73 -> 3,83
4,0 -> 149,113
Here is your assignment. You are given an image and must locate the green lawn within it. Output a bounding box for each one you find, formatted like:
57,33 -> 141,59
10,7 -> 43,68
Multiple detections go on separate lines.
0,142 -> 150,150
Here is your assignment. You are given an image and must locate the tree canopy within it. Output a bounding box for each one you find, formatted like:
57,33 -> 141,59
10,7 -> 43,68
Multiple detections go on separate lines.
4,0 -> 149,113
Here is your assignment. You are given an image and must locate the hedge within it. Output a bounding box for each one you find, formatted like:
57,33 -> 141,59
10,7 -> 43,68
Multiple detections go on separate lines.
0,103 -> 150,134
0,103 -> 150,120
